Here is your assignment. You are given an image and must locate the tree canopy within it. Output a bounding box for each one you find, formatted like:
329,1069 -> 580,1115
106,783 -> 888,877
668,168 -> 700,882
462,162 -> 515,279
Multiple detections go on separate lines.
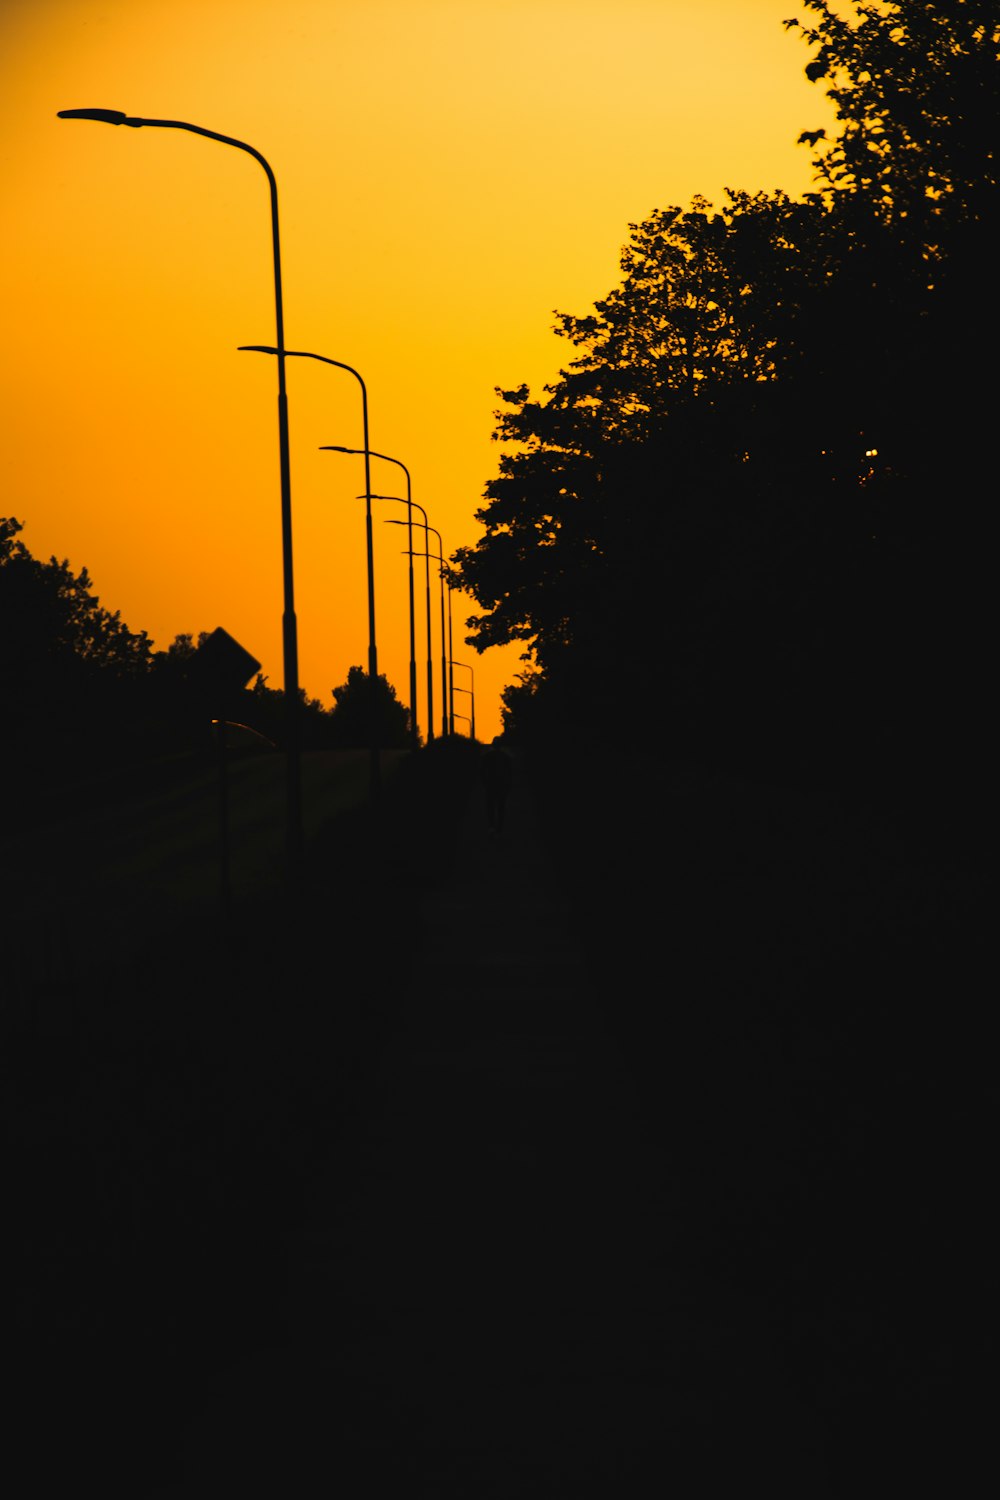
1,516 -> 153,679
1,516 -> 154,762
328,666 -> 412,750
786,1 -> 999,238
452,1 -> 995,828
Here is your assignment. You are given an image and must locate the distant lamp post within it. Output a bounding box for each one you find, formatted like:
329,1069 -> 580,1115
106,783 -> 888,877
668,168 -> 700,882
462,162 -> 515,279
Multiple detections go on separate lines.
451,660 -> 476,741
427,525 -> 450,739
380,504 -> 434,741
57,106 -> 303,869
325,448 -> 419,751
446,577 -> 456,736
453,710 -> 472,736
354,492 -> 429,749
387,522 -> 449,738
240,346 -> 381,801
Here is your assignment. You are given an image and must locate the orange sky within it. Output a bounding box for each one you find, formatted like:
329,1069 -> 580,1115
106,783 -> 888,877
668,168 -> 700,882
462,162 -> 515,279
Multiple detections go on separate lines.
2,0 -> 833,744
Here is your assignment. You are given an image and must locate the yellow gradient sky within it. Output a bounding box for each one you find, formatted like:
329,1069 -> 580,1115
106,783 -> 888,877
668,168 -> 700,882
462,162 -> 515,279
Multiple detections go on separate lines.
2,0 -> 833,743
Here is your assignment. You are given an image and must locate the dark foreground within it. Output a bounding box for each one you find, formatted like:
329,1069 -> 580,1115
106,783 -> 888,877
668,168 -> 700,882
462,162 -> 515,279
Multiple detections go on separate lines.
8,738 -> 989,1494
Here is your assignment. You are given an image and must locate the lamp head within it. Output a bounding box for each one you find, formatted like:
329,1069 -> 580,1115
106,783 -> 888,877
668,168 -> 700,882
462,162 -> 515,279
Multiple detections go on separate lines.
57,108 -> 131,126
319,445 -> 357,454
238,345 -> 279,355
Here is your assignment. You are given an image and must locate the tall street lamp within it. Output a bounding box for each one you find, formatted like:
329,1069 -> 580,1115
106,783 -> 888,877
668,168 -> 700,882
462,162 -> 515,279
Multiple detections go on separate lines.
324,446 -> 419,750
394,525 -> 449,739
451,694 -> 473,738
57,106 -> 303,869
351,492 -> 429,749
451,659 -> 476,741
378,502 -> 435,741
446,577 -> 456,736
240,347 -> 381,800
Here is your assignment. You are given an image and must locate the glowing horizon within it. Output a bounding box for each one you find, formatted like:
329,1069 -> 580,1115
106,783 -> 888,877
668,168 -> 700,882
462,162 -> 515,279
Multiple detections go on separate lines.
2,0 -> 834,743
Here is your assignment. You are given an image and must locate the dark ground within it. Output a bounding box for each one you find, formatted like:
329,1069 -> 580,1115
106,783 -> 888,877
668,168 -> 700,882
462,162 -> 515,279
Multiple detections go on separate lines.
7,737 -> 990,1494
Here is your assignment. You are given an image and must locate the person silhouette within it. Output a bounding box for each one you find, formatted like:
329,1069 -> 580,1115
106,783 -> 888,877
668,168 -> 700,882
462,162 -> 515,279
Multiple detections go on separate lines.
481,738 -> 513,833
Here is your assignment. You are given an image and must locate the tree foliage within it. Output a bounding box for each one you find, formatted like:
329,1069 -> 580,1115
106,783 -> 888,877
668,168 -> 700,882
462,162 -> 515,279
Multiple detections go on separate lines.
453,2 -> 995,824
329,666 -> 412,749
1,516 -> 153,760
785,1 -> 999,240
1,516 -> 153,679
241,671 -> 334,749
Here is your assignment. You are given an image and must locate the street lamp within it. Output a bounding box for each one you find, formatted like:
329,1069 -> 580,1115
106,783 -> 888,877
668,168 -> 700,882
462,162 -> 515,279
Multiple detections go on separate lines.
427,525 -> 451,739
378,503 -> 434,741
57,105 -> 303,869
392,524 -> 449,739
451,660 -> 476,741
452,692 -> 474,738
446,577 -> 456,736
350,491 -> 429,748
239,346 -> 381,801
324,445 -> 419,750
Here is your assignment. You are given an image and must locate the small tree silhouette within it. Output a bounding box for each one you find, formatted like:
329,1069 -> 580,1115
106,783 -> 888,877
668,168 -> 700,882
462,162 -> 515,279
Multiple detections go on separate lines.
329,666 -> 411,749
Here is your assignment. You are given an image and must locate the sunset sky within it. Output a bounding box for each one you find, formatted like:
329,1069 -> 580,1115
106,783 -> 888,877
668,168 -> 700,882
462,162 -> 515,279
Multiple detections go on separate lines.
2,0 -> 835,744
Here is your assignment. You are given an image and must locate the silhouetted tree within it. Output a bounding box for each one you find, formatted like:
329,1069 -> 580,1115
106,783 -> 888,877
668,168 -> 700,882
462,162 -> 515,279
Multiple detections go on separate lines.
328,666 -> 411,749
452,5 -> 995,831
242,672 -> 333,749
1,516 -> 153,765
1,516 -> 152,677
786,1 -> 999,236
453,190 -> 829,662
782,0 -> 997,814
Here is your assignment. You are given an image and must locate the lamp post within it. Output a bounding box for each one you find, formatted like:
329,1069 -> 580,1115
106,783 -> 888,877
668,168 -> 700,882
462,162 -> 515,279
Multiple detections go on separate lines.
451,660 -> 476,741
446,577 -> 456,736
239,347 -> 381,801
380,506 -> 434,741
324,445 -> 419,750
452,690 -> 474,738
352,492 -> 428,748
427,525 -> 450,739
388,523 -> 449,739
57,106 -> 302,869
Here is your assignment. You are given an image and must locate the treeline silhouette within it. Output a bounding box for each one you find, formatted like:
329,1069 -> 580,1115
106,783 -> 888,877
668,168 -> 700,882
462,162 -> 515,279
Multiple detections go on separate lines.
452,5 -> 994,1479
0,514 -> 412,809
454,1 -> 996,857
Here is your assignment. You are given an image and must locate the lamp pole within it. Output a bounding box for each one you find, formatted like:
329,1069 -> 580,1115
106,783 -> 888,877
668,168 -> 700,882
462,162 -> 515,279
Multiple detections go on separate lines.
446,578 -> 455,736
451,660 -> 475,741
239,347 -> 381,800
358,492 -> 428,748
57,106 -> 303,869
452,690 -> 474,738
401,528 -> 448,740
428,528 -> 452,738
382,509 -> 435,742
324,447 -> 419,750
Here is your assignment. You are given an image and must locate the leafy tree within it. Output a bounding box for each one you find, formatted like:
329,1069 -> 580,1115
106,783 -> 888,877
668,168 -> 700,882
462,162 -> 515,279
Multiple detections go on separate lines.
328,666 -> 411,749
453,191 -> 837,705
155,630 -> 213,662
242,672 -> 333,750
453,2 -> 995,821
551,191 -> 822,428
783,0 -> 997,787
1,517 -> 153,679
1,516 -> 153,762
785,1 -> 999,240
